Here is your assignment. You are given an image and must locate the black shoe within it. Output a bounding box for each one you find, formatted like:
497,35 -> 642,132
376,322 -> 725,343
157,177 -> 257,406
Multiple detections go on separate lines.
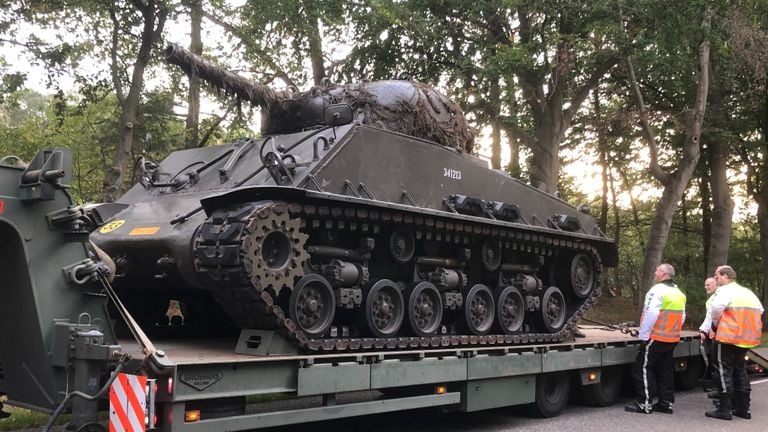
625,402 -> 651,414
732,411 -> 751,419
652,403 -> 673,414
0,411 -> 10,419
705,410 -> 732,420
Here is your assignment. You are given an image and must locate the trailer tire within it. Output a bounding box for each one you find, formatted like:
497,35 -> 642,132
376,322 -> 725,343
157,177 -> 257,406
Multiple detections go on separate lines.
530,371 -> 571,417
675,356 -> 704,390
580,366 -> 622,406
75,423 -> 106,432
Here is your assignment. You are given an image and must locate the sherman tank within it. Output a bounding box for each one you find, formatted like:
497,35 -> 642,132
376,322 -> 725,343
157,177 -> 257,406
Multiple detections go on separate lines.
88,45 -> 618,352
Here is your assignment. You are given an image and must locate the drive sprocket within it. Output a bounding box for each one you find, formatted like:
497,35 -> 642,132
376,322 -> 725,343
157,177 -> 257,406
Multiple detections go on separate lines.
241,203 -> 309,297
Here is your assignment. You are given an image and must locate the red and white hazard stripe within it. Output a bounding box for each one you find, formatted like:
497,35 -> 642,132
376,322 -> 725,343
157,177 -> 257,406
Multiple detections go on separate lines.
110,373 -> 148,432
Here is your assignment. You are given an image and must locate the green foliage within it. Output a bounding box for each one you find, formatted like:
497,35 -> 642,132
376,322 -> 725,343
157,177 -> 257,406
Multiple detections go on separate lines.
0,85 -> 186,203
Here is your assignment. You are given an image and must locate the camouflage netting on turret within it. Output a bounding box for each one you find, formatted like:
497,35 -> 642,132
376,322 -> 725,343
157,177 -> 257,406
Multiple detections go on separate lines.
165,44 -> 474,153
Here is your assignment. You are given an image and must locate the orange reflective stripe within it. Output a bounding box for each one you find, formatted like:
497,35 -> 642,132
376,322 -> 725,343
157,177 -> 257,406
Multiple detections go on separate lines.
716,307 -> 763,348
650,310 -> 683,342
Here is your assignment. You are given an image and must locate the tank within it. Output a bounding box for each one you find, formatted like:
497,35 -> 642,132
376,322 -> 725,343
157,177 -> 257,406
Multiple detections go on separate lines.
88,45 -> 618,352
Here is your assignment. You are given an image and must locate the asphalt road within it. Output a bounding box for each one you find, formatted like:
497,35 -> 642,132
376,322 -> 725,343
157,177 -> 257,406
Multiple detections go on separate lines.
261,376 -> 768,432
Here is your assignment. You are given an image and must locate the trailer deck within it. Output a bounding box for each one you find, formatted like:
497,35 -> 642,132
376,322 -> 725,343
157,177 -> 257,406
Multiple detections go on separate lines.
115,327 -> 701,431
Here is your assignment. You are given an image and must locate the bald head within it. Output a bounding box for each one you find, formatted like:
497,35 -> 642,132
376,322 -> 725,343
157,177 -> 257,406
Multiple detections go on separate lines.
704,277 -> 717,295
654,263 -> 675,282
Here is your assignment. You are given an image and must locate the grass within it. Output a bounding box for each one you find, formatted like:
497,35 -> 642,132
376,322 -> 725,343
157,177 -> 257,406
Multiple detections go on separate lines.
0,397 -> 68,431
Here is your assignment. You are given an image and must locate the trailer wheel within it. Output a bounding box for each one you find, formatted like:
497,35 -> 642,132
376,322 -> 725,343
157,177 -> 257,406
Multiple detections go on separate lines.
675,356 -> 704,390
75,423 -> 106,432
580,366 -> 623,406
530,371 -> 571,417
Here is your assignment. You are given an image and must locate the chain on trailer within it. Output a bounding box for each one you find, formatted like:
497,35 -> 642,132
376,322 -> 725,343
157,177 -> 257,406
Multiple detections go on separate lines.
195,200 -> 604,352
580,317 -> 639,337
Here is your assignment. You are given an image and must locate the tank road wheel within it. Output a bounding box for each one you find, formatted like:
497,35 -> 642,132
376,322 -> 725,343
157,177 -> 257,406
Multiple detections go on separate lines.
289,274 -> 336,336
566,253 -> 597,298
481,239 -> 502,271
464,284 -> 495,335
389,228 -> 415,263
495,286 -> 525,334
406,282 -> 443,337
364,279 -> 405,337
529,371 -> 572,417
539,286 -> 566,333
243,204 -> 309,297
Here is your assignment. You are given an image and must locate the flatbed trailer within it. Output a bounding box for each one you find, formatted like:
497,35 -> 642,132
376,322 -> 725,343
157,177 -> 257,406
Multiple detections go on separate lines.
121,328 -> 702,431
0,149 -> 703,431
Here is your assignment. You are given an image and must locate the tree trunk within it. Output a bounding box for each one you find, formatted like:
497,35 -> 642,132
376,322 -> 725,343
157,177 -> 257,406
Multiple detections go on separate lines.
102,1 -> 166,202
707,139 -> 734,272
758,193 -> 768,330
594,91 -> 609,233
304,4 -> 325,86
699,169 -> 712,274
490,79 -> 501,170
638,31 -> 710,303
530,111 -> 562,192
184,0 -> 202,149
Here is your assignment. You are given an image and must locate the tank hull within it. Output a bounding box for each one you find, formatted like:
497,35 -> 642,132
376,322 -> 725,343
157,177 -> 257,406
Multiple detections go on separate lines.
90,124 -> 617,350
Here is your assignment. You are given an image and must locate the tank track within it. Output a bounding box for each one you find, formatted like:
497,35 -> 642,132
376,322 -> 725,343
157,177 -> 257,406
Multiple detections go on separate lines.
195,200 -> 603,352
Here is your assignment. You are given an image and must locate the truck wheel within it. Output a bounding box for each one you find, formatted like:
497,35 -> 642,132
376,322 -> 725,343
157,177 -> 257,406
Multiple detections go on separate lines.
530,371 -> 571,417
580,366 -> 622,406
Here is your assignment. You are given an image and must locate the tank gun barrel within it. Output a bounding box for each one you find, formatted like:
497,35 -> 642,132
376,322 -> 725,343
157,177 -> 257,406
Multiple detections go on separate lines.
164,43 -> 288,109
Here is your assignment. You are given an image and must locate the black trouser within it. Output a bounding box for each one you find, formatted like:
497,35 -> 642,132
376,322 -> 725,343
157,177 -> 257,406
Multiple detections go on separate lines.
632,340 -> 678,407
703,338 -> 717,385
711,342 -> 751,412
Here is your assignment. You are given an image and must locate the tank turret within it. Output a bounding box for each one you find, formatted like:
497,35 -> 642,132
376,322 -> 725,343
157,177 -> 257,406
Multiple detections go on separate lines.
164,44 -> 474,152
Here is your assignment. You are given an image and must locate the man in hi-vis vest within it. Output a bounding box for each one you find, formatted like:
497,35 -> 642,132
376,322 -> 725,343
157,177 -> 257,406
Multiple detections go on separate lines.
625,263 -> 686,414
705,265 -> 764,421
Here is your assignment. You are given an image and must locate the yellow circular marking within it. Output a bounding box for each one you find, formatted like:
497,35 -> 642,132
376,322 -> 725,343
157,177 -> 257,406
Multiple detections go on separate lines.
99,219 -> 125,234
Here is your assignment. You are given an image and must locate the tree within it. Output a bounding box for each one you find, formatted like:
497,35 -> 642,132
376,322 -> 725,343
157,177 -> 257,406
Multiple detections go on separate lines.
626,6 -> 712,300
183,0 -> 202,149
344,1 -> 621,191
102,0 -> 169,202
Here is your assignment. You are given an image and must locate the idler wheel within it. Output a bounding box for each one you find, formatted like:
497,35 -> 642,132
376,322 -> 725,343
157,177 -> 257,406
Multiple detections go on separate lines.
481,239 -> 502,271
406,282 -> 443,337
539,286 -> 566,333
363,279 -> 405,337
569,253 -> 597,298
289,274 -> 336,336
389,228 -> 415,263
495,285 -> 525,334
243,204 -> 309,296
464,284 -> 495,335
